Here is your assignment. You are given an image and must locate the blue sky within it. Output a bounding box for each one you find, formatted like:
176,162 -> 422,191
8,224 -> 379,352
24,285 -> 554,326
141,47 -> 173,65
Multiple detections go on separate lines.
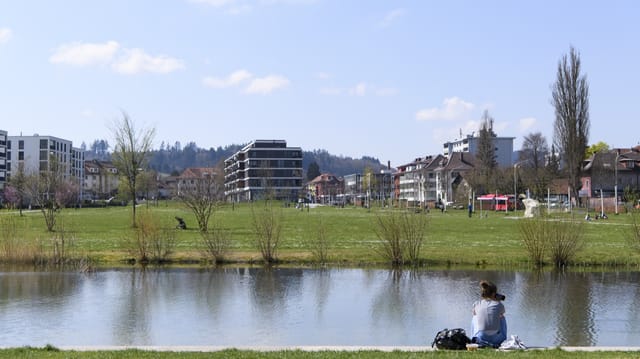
1,0 -> 638,167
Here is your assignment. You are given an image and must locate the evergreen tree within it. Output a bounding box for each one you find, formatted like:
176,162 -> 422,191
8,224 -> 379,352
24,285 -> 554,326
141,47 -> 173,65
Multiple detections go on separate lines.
307,161 -> 321,181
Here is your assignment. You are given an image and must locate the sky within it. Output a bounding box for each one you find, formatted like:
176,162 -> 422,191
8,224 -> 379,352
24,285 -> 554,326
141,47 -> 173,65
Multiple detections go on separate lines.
1,1 -> 639,167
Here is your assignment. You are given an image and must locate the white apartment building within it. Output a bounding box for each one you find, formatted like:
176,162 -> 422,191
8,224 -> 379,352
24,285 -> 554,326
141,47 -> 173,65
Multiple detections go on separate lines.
443,134 -> 514,167
6,134 -> 84,188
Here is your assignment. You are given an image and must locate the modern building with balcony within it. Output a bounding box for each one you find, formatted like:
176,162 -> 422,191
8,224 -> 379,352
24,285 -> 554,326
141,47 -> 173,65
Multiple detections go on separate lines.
0,130 -> 7,190
224,140 -> 303,202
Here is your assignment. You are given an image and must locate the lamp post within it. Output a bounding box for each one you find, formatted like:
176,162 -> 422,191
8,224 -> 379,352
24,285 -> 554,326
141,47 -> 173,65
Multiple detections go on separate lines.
513,163 -> 519,212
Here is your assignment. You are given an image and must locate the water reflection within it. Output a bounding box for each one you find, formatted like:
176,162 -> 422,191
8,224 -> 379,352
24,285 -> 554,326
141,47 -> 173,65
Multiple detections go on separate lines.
0,268 -> 638,347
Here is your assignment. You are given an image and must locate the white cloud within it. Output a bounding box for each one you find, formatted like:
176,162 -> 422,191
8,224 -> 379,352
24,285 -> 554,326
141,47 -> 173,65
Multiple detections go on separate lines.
380,8 -> 406,28
50,41 -> 183,75
415,96 -> 475,121
111,48 -> 184,74
49,41 -> 120,66
203,70 -> 289,94
189,0 -> 237,7
315,72 -> 331,80
0,28 -> 12,44
189,0 -> 315,14
202,69 -> 253,88
349,82 -> 367,96
519,117 -> 537,132
245,75 -> 290,94
320,82 -> 396,97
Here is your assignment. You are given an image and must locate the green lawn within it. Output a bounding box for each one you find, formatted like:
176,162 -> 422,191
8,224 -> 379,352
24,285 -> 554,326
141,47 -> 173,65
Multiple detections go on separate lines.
1,348 -> 640,359
2,201 -> 639,268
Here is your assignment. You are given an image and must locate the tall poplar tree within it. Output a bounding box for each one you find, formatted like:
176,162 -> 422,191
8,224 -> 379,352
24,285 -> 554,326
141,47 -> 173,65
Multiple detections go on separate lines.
551,46 -> 590,202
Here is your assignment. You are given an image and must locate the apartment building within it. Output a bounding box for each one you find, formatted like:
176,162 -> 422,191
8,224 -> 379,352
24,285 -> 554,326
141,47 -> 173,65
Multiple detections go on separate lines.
6,134 -> 84,187
0,130 -> 7,190
443,133 -> 514,167
343,170 -> 393,206
224,140 -> 303,202
84,160 -> 119,200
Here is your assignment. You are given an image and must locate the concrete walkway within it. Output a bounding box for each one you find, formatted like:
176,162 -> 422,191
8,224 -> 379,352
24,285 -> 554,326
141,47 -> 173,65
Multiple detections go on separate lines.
47,346 -> 640,352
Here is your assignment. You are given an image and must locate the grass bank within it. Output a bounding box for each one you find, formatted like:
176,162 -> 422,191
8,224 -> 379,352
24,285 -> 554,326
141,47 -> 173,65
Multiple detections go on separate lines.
1,201 -> 639,268
1,347 -> 640,359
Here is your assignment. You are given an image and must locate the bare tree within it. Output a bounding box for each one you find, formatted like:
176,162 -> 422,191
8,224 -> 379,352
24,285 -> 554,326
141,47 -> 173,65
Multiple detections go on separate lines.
111,112 -> 156,227
177,165 -> 224,232
519,132 -> 551,198
552,46 -> 590,202
22,155 -> 73,232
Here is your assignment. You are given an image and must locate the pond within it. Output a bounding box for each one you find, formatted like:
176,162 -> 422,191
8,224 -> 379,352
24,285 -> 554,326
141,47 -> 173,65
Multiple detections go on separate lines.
0,267 -> 638,347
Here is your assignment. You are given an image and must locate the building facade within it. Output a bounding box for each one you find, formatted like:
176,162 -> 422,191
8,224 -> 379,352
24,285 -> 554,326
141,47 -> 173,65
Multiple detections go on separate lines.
0,130 -> 7,190
343,170 -> 393,206
6,134 -> 84,200
84,160 -> 119,200
307,173 -> 344,204
224,140 -> 303,202
443,134 -> 514,167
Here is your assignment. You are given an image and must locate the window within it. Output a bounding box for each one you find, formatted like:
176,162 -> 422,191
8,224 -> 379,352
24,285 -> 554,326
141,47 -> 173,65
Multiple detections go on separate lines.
19,140 -> 24,150
18,152 -> 24,161
40,139 -> 48,149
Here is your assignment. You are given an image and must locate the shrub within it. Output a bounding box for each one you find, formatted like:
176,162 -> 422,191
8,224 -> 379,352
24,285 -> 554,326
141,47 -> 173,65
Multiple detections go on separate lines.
251,202 -> 282,264
519,215 -> 584,268
124,211 -> 176,264
308,218 -> 330,264
374,211 -> 428,266
200,221 -> 232,264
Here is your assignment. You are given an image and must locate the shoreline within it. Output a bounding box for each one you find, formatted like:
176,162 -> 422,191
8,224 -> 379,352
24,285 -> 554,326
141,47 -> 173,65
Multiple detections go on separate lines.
6,346 -> 637,352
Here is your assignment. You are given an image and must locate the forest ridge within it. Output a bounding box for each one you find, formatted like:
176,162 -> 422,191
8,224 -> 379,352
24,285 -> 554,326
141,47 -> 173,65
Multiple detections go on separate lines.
85,140 -> 387,178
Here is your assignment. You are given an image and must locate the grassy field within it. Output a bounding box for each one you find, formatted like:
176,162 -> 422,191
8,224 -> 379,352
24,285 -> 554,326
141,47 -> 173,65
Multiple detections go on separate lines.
1,200 -> 639,268
1,348 -> 640,359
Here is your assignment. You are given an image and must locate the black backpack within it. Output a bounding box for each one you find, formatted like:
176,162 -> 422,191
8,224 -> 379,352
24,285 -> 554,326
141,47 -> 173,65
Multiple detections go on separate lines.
431,328 -> 471,350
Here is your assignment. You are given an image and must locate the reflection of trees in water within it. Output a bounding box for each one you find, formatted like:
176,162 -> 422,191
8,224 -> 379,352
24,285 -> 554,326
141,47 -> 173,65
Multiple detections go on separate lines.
370,269 -> 427,335
192,268 -> 241,316
518,270 -> 594,346
113,268 -> 151,344
0,271 -> 80,304
552,270 -> 594,346
311,268 -> 331,318
626,273 -> 640,334
248,267 -> 303,323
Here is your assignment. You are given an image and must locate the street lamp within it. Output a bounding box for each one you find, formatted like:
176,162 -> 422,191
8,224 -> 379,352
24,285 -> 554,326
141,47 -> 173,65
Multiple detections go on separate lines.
513,163 -> 519,212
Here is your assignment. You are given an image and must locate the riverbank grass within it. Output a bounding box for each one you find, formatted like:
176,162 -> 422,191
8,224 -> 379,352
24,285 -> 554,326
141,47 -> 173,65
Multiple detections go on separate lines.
1,201 -> 639,267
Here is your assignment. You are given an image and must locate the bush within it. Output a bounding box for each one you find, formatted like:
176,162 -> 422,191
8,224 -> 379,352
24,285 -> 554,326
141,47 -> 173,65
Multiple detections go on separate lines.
200,221 -> 231,264
251,202 -> 282,264
374,211 -> 428,266
308,218 -> 330,264
519,215 -> 584,268
123,211 -> 176,264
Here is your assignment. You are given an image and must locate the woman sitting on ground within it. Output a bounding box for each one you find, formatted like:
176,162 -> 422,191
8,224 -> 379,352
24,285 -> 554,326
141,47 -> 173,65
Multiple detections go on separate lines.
471,280 -> 507,348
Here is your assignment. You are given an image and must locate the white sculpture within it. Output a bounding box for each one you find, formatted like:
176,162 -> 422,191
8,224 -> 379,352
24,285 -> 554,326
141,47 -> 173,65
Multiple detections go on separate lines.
522,198 -> 540,218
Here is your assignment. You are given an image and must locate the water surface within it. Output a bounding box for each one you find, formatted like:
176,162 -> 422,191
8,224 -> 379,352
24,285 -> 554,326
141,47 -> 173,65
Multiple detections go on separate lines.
0,268 -> 638,347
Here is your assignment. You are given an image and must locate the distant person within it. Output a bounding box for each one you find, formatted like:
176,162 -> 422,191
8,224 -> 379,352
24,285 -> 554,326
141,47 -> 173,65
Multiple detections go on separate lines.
468,203 -> 473,218
471,280 -> 507,348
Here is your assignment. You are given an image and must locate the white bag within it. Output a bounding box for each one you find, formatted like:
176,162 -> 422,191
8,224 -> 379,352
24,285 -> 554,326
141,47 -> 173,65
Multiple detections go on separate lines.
499,335 -> 527,350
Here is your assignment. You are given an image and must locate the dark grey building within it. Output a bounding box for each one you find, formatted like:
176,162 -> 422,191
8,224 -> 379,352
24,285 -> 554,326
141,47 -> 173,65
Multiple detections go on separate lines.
224,140 -> 303,202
